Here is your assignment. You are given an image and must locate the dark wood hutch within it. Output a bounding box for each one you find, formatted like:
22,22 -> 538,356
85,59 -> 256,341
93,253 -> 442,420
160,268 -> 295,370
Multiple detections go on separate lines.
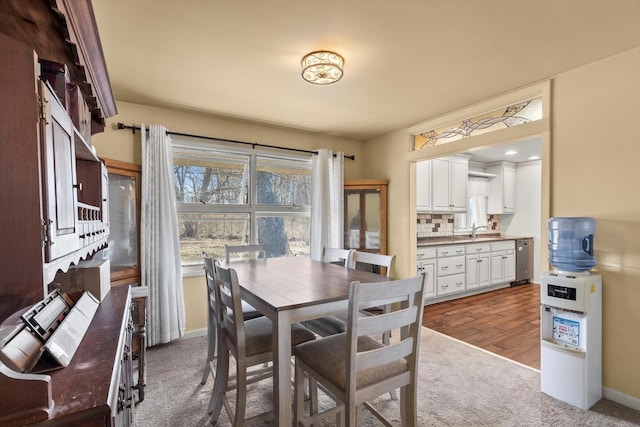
0,1 -> 136,425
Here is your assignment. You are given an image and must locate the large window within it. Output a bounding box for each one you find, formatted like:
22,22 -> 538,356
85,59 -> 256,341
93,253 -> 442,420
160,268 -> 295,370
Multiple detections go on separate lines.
173,140 -> 312,271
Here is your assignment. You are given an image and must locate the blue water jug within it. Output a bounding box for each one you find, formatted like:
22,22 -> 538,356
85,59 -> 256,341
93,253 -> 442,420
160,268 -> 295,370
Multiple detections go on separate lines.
548,217 -> 596,272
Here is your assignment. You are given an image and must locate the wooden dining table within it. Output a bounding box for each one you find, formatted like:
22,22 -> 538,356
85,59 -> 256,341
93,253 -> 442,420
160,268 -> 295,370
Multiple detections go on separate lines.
224,256 -> 390,426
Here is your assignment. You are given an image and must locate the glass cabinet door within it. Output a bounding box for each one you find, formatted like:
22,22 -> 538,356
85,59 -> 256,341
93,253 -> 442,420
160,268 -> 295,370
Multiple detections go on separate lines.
344,180 -> 387,254
104,159 -> 141,286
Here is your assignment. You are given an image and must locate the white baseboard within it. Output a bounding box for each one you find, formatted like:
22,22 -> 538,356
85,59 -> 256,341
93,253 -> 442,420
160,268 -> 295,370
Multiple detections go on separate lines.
182,328 -> 207,340
603,386 -> 640,412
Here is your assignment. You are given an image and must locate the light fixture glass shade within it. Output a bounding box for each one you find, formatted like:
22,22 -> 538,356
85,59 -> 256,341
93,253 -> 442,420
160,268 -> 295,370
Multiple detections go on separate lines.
301,51 -> 344,85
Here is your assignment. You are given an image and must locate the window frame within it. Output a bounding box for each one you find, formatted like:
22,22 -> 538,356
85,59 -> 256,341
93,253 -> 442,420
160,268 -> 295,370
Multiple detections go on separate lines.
172,138 -> 312,276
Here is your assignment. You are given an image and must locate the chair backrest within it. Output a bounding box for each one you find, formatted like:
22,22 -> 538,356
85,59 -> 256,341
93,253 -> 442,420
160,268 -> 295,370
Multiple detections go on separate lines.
203,252 -> 223,329
345,274 -> 426,394
352,251 -> 395,277
224,244 -> 267,264
213,263 -> 247,359
322,247 -> 355,268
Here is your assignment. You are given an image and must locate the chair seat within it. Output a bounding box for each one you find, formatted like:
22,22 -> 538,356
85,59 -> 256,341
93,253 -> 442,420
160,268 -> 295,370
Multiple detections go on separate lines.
304,311 -> 373,337
245,317 -> 316,357
241,300 -> 262,320
293,332 -> 408,390
304,315 -> 347,336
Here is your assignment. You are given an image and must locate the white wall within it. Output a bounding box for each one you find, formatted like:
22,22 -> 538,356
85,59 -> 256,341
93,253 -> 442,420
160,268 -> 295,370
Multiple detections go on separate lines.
501,159 -> 542,282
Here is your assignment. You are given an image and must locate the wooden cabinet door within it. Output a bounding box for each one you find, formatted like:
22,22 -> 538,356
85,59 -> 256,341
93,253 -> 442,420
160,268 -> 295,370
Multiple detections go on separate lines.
491,251 -> 505,284
466,255 -> 479,290
504,250 -> 516,282
478,253 -> 491,287
40,81 -> 79,261
104,159 -> 141,286
503,166 -> 516,213
416,160 -> 431,211
450,157 -> 468,211
431,158 -> 451,211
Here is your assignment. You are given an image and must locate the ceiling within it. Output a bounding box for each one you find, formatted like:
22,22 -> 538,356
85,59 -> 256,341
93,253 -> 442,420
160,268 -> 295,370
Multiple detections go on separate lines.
92,1 -> 640,142
465,137 -> 541,164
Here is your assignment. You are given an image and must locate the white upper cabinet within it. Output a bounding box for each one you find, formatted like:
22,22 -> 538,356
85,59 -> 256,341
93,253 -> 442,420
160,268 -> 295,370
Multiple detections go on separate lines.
416,160 -> 431,212
432,156 -> 469,212
488,161 -> 516,214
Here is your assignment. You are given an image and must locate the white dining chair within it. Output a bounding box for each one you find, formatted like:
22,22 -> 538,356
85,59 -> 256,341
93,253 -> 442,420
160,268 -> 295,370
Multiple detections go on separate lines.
209,264 -> 317,425
200,252 -> 263,387
322,246 -> 355,268
200,253 -> 220,386
303,247 -> 356,337
224,243 -> 267,264
352,250 -> 395,278
293,273 -> 427,426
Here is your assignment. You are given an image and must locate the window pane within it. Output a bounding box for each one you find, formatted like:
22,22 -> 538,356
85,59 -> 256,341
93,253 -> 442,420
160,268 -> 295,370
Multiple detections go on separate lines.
256,156 -> 311,206
174,151 -> 250,205
108,173 -> 138,271
256,215 -> 310,258
178,212 -> 250,265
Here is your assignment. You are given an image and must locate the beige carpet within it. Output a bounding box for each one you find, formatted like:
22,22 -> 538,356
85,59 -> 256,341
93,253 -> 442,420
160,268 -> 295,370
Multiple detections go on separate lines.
134,328 -> 640,426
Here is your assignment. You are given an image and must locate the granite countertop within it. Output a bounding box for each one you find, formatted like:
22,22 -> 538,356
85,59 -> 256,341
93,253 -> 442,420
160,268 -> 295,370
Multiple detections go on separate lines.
417,234 -> 532,247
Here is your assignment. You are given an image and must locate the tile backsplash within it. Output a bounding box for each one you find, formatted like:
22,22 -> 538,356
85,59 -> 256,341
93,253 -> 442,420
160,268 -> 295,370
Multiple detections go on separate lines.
417,213 -> 501,238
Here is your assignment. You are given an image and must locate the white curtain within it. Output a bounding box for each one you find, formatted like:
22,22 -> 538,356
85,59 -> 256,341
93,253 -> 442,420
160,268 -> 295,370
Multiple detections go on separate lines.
310,149 -> 344,260
468,176 -> 489,228
141,123 -> 185,346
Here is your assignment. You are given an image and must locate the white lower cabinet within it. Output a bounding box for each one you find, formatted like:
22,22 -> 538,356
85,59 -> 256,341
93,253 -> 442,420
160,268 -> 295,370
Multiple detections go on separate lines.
435,244 -> 466,297
466,243 -> 491,290
437,273 -> 466,296
490,241 -> 516,285
418,239 -> 516,303
417,247 -> 436,300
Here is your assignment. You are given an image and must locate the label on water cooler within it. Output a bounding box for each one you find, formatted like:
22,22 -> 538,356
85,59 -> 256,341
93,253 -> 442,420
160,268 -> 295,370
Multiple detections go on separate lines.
553,316 -> 580,347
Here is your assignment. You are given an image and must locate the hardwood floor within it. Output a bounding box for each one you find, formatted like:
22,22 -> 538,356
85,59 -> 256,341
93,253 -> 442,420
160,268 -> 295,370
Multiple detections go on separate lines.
422,283 -> 541,370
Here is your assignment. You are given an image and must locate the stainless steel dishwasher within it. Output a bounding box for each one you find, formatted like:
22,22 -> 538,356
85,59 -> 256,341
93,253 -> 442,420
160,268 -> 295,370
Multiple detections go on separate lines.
512,238 -> 534,285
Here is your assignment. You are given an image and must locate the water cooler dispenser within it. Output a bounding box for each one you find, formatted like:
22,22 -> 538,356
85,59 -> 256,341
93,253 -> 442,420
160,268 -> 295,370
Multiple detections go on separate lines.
540,217 -> 602,409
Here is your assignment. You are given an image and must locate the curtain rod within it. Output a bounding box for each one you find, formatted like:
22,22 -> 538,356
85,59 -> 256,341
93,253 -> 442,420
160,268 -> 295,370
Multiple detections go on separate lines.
116,123 -> 355,160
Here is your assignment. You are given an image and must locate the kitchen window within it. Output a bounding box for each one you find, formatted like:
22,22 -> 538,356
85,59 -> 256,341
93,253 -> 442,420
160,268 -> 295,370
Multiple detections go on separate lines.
173,139 -> 312,274
454,176 -> 489,231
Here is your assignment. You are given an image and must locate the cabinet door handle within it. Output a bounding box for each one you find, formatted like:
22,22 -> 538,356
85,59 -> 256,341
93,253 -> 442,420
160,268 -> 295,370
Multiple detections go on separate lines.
456,282 -> 463,286
442,284 -> 449,288
477,259 -> 482,263
441,265 -> 448,270
456,264 -> 463,268
73,183 -> 83,190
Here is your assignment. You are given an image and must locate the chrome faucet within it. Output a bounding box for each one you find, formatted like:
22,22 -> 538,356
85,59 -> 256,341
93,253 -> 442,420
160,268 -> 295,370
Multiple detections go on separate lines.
471,222 -> 487,239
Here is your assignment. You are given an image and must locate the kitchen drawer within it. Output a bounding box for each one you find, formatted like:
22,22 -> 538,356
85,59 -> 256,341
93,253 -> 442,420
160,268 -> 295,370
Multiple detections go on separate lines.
437,274 -> 466,296
437,255 -> 465,277
437,245 -> 465,258
417,247 -> 437,261
466,243 -> 491,254
491,240 -> 516,252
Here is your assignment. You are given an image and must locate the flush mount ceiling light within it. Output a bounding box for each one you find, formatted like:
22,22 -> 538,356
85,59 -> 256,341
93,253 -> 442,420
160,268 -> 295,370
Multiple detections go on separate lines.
301,50 -> 344,85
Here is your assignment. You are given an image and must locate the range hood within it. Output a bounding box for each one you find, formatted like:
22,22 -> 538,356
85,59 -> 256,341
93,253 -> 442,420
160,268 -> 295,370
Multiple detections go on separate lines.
468,170 -> 497,178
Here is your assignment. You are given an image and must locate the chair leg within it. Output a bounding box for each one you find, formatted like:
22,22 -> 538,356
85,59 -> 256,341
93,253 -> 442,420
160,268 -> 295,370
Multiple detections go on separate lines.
201,322 -> 217,385
309,376 -> 318,418
234,357 -> 248,426
345,401 -> 357,427
294,360 -> 305,426
209,341 -> 228,419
